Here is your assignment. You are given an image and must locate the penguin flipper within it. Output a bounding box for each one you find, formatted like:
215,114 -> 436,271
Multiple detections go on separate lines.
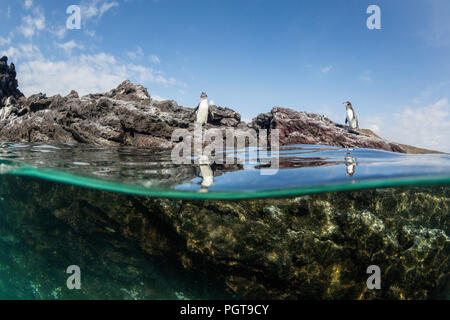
192,103 -> 199,114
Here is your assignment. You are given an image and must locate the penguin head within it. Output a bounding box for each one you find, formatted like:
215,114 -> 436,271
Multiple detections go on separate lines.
343,101 -> 352,108
200,92 -> 207,99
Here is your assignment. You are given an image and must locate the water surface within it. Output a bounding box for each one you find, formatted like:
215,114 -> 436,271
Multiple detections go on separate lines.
0,142 -> 449,199
0,142 -> 448,300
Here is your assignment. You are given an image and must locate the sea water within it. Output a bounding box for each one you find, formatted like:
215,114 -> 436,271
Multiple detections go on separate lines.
0,142 -> 448,299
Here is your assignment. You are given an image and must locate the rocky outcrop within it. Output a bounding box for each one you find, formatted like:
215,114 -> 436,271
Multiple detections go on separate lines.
1,175 -> 448,299
0,75 -> 245,148
0,56 -> 23,106
250,107 -> 406,153
0,56 -> 439,153
208,105 -> 241,127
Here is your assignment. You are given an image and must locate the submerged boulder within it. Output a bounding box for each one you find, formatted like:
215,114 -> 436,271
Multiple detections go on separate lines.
1,174 -> 448,299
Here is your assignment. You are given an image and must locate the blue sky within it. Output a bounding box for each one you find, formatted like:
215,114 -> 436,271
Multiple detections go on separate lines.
1,0 -> 450,151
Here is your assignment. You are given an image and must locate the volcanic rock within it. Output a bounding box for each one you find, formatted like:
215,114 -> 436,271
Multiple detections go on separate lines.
250,107 -> 406,153
0,56 -> 23,106
1,175 -> 447,299
0,56 -> 440,153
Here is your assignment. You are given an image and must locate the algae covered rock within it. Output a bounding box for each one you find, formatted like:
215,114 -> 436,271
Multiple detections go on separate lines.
0,174 -> 447,299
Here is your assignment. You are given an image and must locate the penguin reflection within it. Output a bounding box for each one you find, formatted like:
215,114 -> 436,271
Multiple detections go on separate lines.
345,156 -> 357,176
198,154 -> 214,193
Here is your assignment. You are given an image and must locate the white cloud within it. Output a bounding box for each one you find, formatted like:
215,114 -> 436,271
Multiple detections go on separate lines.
150,55 -> 160,64
1,43 -> 43,62
320,66 -> 332,74
383,99 -> 450,152
56,40 -> 84,55
18,8 -> 45,38
0,37 -> 11,46
99,1 -> 119,17
152,95 -> 167,101
2,44 -> 179,98
49,26 -> 67,40
363,115 -> 384,134
127,46 -> 144,60
24,0 -> 33,10
84,29 -> 97,38
81,0 -> 119,22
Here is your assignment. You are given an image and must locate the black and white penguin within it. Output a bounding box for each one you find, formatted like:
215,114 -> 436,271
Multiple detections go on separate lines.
193,92 -> 209,125
199,154 -> 214,193
345,156 -> 357,176
344,101 -> 359,129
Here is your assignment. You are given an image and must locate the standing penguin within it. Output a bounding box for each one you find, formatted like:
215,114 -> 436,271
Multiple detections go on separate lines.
344,101 -> 359,129
193,92 -> 209,125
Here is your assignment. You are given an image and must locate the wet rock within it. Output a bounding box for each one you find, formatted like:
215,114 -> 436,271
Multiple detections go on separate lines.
0,175 -> 230,299
0,175 -> 448,299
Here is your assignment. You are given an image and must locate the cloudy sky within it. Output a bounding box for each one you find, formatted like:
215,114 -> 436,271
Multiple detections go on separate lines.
1,0 -> 449,151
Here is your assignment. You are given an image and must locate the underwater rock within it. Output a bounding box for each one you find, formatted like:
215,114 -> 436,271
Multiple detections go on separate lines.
0,176 -> 230,299
0,175 -> 448,299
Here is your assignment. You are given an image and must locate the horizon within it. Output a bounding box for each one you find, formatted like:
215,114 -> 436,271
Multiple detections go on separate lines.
1,0 -> 449,152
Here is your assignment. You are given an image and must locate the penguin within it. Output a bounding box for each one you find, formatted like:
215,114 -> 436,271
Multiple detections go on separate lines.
345,156 -> 357,176
198,154 -> 214,193
343,101 -> 359,129
193,92 -> 209,125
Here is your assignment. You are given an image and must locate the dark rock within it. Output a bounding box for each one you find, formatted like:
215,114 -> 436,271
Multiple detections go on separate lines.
106,80 -> 151,102
1,174 -> 447,299
0,174 -> 231,299
250,107 -> 407,153
67,90 -> 79,98
0,56 -> 23,106
0,80 -> 243,148
0,58 -> 437,153
208,105 -> 241,127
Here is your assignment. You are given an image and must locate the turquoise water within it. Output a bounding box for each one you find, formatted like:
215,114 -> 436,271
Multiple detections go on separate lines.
0,142 -> 449,198
0,143 -> 448,299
